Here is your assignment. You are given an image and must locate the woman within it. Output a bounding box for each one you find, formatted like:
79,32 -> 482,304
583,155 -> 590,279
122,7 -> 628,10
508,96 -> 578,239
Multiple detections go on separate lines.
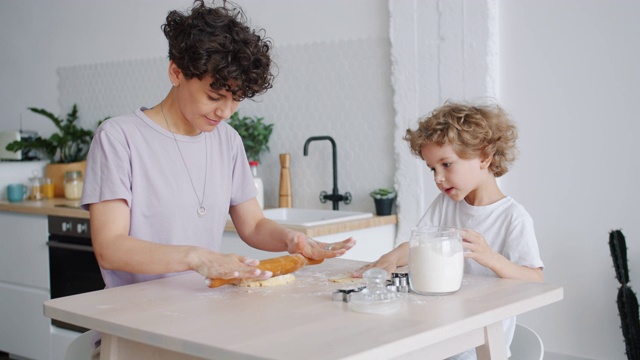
81,0 -> 355,290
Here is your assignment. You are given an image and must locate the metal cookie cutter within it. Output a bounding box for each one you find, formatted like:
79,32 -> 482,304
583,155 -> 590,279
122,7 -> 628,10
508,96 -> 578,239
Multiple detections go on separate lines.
386,273 -> 410,293
332,286 -> 366,303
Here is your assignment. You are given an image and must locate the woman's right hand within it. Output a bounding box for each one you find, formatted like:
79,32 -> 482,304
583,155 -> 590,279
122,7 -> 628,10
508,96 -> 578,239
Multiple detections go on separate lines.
188,248 -> 273,281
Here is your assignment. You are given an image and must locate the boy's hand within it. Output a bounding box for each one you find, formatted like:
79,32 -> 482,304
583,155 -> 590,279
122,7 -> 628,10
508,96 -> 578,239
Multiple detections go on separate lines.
460,229 -> 499,268
352,257 -> 397,278
460,228 -> 544,282
351,242 -> 409,278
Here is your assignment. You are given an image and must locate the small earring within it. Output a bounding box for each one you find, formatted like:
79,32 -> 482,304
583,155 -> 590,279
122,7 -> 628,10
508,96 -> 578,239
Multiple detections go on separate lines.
172,83 -> 177,87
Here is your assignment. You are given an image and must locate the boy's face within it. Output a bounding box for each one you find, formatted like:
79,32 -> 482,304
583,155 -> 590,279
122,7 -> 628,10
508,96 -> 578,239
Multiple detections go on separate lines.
421,142 -> 489,203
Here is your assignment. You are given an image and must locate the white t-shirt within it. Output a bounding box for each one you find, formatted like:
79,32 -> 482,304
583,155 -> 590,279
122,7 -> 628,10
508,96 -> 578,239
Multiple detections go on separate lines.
417,193 -> 544,359
81,108 -> 257,288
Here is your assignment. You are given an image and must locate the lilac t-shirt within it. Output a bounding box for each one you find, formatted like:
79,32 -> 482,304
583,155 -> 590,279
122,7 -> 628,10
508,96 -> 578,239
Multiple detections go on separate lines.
81,108 -> 257,288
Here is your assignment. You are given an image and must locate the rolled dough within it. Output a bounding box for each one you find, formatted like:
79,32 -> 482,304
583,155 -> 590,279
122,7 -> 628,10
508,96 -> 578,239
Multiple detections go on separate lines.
235,273 -> 296,287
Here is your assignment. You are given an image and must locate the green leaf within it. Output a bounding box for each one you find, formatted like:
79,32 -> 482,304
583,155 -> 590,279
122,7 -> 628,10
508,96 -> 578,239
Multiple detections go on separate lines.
227,111 -> 274,163
4,104 -> 108,163
370,187 -> 397,199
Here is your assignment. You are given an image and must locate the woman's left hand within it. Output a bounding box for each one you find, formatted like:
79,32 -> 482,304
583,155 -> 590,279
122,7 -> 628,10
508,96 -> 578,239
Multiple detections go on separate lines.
287,233 -> 356,260
460,229 -> 498,268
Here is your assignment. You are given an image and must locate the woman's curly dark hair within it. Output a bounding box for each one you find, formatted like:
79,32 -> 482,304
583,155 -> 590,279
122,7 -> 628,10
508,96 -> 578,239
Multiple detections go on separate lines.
404,101 -> 519,178
162,0 -> 275,101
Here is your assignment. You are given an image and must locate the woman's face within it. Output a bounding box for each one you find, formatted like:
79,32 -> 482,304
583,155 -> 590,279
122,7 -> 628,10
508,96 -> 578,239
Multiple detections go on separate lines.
176,75 -> 240,134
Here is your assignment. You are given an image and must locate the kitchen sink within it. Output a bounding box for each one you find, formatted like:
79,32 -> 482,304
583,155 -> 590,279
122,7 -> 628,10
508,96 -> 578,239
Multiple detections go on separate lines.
262,208 -> 373,227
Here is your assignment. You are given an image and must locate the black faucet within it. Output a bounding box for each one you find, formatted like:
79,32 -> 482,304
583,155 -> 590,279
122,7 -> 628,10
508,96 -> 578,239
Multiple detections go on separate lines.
303,136 -> 352,210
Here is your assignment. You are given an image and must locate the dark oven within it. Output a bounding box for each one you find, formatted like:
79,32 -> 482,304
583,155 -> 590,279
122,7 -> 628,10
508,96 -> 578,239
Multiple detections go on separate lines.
47,216 -> 105,332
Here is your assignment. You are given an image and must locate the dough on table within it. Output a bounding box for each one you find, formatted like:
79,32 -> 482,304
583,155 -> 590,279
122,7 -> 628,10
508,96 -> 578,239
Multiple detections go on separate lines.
328,274 -> 365,284
235,273 -> 296,287
329,267 -> 406,283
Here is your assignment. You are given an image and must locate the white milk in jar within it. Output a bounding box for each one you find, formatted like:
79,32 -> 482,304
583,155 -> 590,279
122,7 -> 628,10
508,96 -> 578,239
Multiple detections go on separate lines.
409,226 -> 464,295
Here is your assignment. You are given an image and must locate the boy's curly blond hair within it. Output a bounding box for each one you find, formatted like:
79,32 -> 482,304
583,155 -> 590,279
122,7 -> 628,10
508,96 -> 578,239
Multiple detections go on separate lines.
404,101 -> 518,177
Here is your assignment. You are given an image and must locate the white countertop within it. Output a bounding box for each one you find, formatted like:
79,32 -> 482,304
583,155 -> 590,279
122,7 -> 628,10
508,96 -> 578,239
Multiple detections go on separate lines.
44,259 -> 563,360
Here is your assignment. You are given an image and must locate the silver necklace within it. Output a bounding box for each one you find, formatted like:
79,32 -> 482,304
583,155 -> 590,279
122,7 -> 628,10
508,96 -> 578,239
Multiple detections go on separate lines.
160,102 -> 208,217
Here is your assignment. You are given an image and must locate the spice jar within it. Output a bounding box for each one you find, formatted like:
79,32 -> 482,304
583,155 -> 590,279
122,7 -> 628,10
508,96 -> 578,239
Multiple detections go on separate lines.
64,171 -> 83,200
28,171 -> 42,200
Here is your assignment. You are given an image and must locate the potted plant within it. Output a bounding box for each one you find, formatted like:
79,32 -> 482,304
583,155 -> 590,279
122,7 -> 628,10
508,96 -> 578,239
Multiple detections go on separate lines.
370,187 -> 396,216
227,111 -> 273,163
5,104 -> 108,197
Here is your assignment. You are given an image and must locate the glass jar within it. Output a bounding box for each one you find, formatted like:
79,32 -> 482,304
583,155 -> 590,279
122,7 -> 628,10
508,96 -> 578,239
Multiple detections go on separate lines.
41,177 -> 54,199
27,173 -> 42,200
64,171 -> 83,200
348,268 -> 401,314
409,226 -> 464,295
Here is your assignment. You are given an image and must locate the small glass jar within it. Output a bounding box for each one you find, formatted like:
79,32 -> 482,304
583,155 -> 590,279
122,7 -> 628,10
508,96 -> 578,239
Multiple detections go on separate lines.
27,174 -> 42,200
41,177 -> 54,199
348,268 -> 400,314
64,171 -> 83,200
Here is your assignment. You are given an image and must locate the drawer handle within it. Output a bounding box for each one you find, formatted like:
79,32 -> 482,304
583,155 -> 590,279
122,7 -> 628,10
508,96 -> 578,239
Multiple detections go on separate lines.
46,240 -> 94,253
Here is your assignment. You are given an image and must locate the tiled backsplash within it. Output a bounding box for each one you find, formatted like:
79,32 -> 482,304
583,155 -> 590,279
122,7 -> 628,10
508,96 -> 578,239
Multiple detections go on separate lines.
58,38 -> 395,213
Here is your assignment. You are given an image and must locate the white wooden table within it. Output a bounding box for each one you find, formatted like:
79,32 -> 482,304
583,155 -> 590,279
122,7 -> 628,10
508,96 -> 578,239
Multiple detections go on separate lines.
44,259 -> 563,360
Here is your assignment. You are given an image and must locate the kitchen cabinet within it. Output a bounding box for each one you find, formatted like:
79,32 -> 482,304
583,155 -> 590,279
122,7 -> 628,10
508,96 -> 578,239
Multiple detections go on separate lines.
0,209 -> 81,360
0,212 -> 51,360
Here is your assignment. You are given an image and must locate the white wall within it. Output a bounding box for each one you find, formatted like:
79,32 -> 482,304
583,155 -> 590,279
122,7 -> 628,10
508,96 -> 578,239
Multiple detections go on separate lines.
0,0 -> 386,133
390,1 -> 636,358
0,0 -> 185,134
499,0 -> 639,358
390,0 -> 499,254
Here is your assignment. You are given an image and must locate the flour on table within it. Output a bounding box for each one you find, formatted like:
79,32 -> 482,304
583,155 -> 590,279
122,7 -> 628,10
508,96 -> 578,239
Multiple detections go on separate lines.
328,274 -> 365,284
235,273 -> 296,287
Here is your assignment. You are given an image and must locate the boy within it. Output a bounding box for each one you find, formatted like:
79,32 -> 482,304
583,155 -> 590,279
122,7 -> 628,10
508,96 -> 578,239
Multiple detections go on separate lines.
355,101 -> 544,359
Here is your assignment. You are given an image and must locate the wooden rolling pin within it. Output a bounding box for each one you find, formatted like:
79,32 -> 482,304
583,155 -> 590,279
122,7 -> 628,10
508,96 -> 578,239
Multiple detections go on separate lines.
205,254 -> 323,288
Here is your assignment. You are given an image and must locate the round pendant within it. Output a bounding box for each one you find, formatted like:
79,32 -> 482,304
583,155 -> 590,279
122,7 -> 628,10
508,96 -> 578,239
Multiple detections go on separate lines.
197,206 -> 206,217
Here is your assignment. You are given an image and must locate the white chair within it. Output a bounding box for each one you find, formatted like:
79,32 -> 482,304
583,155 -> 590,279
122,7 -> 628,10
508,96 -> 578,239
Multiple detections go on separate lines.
65,329 -> 98,360
510,324 -> 544,360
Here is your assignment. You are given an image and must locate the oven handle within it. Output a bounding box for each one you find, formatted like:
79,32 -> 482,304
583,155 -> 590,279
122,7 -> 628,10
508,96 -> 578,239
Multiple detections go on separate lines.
47,240 -> 94,253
